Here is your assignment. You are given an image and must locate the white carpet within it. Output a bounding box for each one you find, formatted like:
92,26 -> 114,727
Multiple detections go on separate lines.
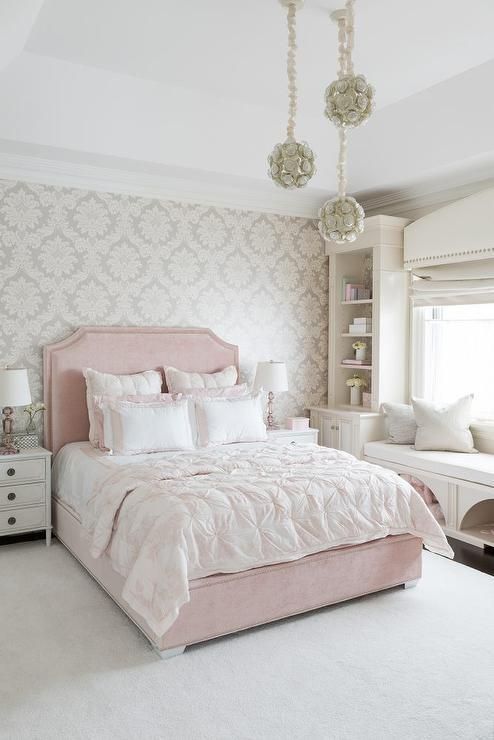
1,541 -> 493,740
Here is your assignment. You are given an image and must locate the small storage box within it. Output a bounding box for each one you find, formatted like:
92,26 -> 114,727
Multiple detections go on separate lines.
285,417 -> 309,431
362,392 -> 372,409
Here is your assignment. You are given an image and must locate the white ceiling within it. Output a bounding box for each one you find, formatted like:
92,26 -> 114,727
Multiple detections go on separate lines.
0,0 -> 492,213
25,0 -> 494,111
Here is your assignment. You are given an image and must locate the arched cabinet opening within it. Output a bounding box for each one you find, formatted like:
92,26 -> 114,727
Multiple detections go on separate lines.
400,474 -> 445,525
460,500 -> 494,546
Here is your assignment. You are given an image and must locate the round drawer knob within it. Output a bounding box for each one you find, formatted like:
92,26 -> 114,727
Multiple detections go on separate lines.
7,492 -> 16,501
7,468 -> 15,477
8,516 -> 16,525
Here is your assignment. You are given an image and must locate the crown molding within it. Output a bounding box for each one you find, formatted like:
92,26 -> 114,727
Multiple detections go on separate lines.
1,142 -> 491,223
357,165 -> 494,219
0,147 -> 328,219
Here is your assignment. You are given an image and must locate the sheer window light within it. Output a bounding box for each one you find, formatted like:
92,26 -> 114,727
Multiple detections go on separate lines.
412,303 -> 494,420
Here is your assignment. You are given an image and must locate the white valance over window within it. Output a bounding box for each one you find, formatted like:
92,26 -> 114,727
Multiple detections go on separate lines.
404,187 -> 494,269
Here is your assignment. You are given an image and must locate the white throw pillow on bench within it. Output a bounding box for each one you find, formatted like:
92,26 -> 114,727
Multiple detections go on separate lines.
381,402 -> 417,444
412,395 -> 478,453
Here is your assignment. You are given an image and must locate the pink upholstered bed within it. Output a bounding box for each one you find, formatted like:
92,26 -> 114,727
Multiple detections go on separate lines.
45,326 -> 427,658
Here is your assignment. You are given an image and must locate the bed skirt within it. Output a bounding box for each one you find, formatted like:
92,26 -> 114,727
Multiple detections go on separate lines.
53,496 -> 422,653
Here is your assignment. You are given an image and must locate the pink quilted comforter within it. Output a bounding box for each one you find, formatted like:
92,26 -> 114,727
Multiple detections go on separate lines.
83,444 -> 453,636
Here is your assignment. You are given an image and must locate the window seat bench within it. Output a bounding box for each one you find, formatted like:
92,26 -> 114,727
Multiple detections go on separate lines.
364,441 -> 494,550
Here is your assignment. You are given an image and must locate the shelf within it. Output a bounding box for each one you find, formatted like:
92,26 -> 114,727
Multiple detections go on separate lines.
337,404 -> 373,412
341,333 -> 373,337
340,364 -> 372,370
461,524 -> 494,547
341,299 -> 373,305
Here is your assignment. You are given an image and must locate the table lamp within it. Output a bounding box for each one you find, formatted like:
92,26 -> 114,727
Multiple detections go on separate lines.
253,361 -> 288,429
0,368 -> 32,455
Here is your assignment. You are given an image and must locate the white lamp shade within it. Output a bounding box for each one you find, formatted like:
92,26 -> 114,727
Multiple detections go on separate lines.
0,368 -> 32,407
253,361 -> 288,393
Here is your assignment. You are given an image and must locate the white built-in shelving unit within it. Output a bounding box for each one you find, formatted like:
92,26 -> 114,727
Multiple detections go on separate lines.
310,215 -> 411,458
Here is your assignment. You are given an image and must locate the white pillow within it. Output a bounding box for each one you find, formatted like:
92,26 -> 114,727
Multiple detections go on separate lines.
196,393 -> 267,447
412,395 -> 478,453
84,368 -> 162,448
102,398 -> 195,455
164,365 -> 237,393
381,402 -> 417,444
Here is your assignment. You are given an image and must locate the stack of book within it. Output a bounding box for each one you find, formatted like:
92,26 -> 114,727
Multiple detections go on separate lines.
342,358 -> 369,366
348,317 -> 372,334
342,280 -> 372,301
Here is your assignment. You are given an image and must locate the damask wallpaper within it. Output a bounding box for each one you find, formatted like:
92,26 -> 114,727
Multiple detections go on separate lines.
0,179 -> 328,433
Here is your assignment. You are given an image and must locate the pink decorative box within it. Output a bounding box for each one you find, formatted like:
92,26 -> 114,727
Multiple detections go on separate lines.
285,417 -> 309,431
362,392 -> 372,409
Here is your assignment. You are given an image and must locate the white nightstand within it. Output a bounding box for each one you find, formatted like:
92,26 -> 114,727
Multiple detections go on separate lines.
0,447 -> 52,545
267,427 -> 319,445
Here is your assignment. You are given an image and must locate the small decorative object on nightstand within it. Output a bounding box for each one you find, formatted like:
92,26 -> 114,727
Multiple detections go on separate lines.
0,368 -> 32,455
254,361 -> 288,429
285,417 -> 310,431
0,446 -> 52,545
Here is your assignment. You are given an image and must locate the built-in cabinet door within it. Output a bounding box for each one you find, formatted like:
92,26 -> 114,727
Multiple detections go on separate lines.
321,417 -> 338,449
337,418 -> 354,455
317,413 -> 357,455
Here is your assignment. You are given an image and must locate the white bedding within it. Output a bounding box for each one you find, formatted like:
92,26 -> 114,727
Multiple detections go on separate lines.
52,440 -> 274,516
77,443 -> 453,637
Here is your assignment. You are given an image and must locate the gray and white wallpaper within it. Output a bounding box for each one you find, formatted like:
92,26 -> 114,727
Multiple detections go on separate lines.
0,179 -> 328,431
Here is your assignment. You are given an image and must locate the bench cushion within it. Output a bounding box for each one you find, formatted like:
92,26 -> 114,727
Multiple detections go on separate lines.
364,441 -> 494,488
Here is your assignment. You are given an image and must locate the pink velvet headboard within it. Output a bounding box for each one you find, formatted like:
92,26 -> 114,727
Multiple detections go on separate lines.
43,326 -> 239,455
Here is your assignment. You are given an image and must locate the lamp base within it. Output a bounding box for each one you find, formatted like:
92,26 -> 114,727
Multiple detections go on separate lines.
0,443 -> 20,455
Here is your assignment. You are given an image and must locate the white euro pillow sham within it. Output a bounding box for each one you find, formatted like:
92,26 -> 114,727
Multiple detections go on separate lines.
412,395 -> 478,453
84,367 -> 162,448
102,398 -> 195,455
164,365 -> 237,393
196,393 -> 267,447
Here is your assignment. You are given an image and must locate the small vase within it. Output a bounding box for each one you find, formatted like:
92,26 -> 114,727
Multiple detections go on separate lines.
355,348 -> 366,362
350,386 -> 361,406
25,418 -> 37,434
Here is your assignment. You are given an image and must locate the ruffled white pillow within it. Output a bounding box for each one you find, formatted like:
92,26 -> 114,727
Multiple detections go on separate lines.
412,395 -> 478,453
164,365 -> 237,393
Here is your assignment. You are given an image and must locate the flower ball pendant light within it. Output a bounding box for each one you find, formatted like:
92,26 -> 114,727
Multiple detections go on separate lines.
319,1 -> 373,244
268,0 -> 316,189
324,3 -> 375,128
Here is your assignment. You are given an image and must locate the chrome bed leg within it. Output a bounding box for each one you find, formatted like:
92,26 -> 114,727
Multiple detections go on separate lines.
403,579 -> 419,589
154,645 -> 186,660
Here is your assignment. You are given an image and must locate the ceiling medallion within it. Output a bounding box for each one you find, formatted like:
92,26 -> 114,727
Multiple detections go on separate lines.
319,0 -> 374,244
268,0 -> 316,189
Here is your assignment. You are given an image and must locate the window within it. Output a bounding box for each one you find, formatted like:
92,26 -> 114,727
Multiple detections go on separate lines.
412,303 -> 494,420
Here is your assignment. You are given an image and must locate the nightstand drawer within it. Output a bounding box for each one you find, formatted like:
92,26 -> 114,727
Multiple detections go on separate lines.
0,505 -> 46,534
0,458 -> 45,483
0,482 -> 45,509
288,432 -> 318,444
